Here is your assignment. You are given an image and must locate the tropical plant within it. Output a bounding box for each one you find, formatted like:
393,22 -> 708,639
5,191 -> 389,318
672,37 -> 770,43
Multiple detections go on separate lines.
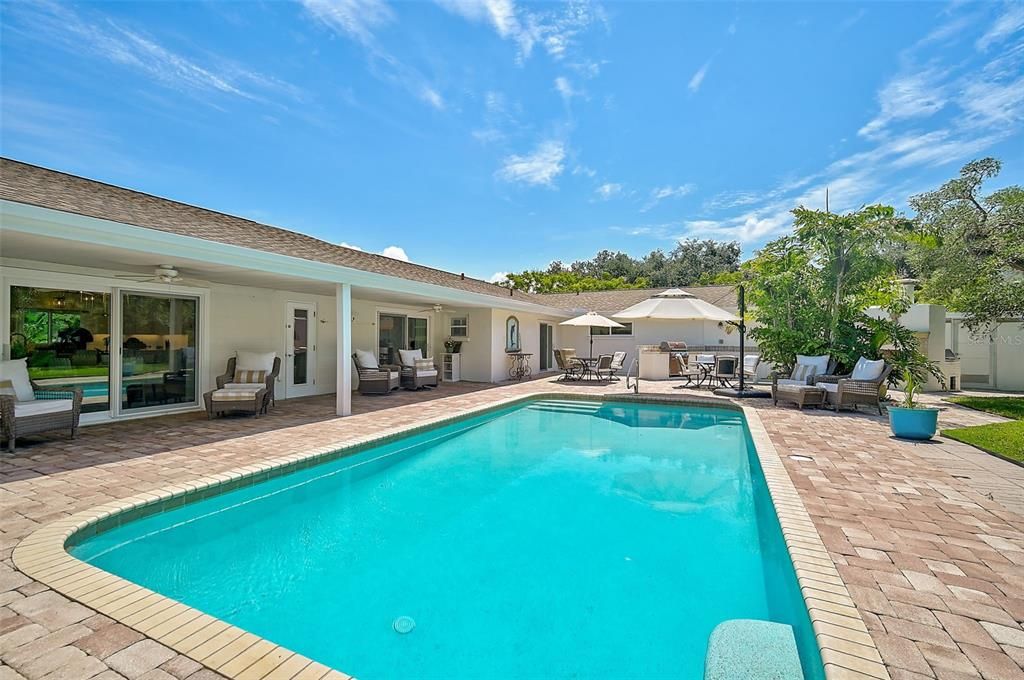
900,373 -> 920,409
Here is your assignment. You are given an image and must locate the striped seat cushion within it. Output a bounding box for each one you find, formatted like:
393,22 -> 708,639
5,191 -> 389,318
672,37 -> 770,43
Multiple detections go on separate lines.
233,369 -> 268,384
211,387 -> 263,402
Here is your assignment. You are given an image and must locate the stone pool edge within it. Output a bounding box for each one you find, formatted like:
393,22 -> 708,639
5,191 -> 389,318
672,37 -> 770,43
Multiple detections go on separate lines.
12,392 -> 887,680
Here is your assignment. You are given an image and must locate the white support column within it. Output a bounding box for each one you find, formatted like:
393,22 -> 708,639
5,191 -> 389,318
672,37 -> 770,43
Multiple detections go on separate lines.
336,282 -> 352,416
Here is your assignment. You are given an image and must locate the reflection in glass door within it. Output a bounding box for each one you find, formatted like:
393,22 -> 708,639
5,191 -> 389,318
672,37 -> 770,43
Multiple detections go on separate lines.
377,313 -> 429,365
8,286 -> 112,414
121,292 -> 198,411
540,323 -> 553,370
286,302 -> 316,397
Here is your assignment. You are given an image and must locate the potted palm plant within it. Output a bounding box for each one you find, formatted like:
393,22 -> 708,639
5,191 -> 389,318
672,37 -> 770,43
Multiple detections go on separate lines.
887,372 -> 941,440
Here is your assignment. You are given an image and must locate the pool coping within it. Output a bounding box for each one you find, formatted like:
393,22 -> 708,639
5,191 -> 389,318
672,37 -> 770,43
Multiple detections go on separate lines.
12,392 -> 889,680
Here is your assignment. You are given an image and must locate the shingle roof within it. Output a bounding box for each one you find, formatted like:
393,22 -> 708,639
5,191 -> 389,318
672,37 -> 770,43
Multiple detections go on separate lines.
0,157 -> 551,306
539,286 -> 740,313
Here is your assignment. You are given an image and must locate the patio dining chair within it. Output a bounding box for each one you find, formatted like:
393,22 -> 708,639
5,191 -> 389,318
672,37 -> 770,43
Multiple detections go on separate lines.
593,354 -> 615,381
554,349 -> 585,381
713,355 -> 739,388
606,351 -> 627,380
742,355 -> 761,383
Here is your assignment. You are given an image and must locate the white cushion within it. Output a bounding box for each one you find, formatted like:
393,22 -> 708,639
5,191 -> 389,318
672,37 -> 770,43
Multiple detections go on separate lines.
415,368 -> 438,378
743,355 -> 760,369
775,378 -> 810,387
354,349 -> 378,369
790,364 -> 816,382
236,351 -> 275,373
851,357 -> 885,381
796,354 -> 830,376
399,349 -> 422,366
0,359 -> 35,402
223,382 -> 266,390
14,399 -> 73,416
819,382 -> 838,393
695,354 -> 715,364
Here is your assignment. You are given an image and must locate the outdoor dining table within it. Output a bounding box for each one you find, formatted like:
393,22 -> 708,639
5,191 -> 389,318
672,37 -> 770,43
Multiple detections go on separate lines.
573,356 -> 602,381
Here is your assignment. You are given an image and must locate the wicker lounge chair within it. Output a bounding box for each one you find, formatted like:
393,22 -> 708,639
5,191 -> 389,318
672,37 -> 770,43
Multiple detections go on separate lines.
771,355 -> 835,390
813,357 -> 892,414
1,359 -> 83,453
216,353 -> 280,410
396,349 -> 439,390
554,349 -> 584,381
353,351 -> 400,395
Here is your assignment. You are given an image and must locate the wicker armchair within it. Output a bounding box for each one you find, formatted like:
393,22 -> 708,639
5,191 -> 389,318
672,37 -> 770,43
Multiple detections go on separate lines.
1,383 -> 83,453
813,361 -> 892,414
216,356 -> 281,410
396,349 -> 439,390
353,353 -> 401,395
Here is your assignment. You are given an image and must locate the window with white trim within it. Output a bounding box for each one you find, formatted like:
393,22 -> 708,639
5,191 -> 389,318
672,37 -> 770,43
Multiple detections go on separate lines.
449,317 -> 468,337
590,322 -> 633,336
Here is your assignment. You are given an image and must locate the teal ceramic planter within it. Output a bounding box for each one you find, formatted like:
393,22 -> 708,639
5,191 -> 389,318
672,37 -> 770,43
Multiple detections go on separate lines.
888,406 -> 939,440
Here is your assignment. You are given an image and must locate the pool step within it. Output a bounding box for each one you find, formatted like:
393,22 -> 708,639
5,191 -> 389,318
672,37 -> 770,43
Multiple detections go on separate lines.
527,400 -> 601,415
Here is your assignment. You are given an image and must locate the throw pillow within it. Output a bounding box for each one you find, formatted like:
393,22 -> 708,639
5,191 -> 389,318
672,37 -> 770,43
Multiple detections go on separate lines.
354,349 -> 378,369
233,369 -> 268,384
0,358 -> 35,402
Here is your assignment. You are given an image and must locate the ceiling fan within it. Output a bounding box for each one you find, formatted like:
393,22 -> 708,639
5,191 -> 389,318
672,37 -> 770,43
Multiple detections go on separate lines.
115,264 -> 185,284
417,303 -> 459,314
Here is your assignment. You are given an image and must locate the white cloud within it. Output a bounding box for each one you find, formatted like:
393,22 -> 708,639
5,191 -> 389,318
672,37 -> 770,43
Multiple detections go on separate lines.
435,0 -> 604,62
488,271 -> 510,283
420,86 -> 445,110
959,75 -> 1024,125
496,140 -> 566,186
688,60 -> 711,93
642,183 -> 696,211
554,76 -> 579,102
381,245 -> 410,261
594,183 -> 622,199
5,1 -> 297,105
301,0 -> 445,110
976,3 -> 1024,51
858,69 -> 948,139
300,0 -> 394,45
340,242 -> 409,261
572,164 -> 597,178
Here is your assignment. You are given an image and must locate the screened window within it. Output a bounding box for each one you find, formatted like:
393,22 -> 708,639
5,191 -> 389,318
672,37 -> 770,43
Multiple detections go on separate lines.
589,322 -> 633,336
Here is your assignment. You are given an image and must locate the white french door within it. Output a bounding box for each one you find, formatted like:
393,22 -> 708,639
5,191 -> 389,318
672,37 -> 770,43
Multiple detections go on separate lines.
285,302 -> 317,398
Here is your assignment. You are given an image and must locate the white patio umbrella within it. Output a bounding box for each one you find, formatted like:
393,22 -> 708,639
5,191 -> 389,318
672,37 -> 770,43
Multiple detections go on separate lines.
612,288 -> 738,322
559,311 -> 624,357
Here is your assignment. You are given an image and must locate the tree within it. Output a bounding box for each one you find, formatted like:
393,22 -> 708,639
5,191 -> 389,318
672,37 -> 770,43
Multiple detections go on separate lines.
500,238 -> 741,292
501,270 -> 647,294
908,158 -> 1024,330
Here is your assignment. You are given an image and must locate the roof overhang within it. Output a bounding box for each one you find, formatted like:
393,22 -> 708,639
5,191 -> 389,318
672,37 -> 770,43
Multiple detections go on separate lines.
1,199 -> 570,317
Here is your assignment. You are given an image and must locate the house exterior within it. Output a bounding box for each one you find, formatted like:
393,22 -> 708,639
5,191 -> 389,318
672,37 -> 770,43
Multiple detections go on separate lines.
1,158 -> 573,423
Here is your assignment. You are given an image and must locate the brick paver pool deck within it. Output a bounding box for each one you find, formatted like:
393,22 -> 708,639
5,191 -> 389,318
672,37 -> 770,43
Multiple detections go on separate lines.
1,378 -> 1022,680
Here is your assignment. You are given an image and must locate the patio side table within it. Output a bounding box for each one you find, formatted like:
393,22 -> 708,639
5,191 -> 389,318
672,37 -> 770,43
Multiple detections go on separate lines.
507,352 -> 533,381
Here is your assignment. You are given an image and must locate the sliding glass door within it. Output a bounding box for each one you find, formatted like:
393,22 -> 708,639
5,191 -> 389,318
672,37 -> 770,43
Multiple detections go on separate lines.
377,313 -> 429,365
120,292 -> 198,411
8,286 -> 112,413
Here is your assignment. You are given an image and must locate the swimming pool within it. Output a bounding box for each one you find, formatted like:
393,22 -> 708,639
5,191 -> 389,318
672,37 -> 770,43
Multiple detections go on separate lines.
71,398 -> 824,679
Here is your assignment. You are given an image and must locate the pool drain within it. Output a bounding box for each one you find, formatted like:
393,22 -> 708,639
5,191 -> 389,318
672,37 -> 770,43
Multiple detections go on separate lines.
393,616 -> 416,634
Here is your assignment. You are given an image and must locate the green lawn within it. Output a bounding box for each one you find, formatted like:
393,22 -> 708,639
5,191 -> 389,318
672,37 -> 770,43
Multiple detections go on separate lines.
942,396 -> 1024,464
946,396 -> 1024,420
942,421 -> 1024,464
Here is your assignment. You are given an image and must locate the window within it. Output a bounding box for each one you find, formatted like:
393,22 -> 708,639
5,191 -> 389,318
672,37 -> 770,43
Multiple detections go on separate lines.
590,322 -> 633,336
450,317 -> 468,337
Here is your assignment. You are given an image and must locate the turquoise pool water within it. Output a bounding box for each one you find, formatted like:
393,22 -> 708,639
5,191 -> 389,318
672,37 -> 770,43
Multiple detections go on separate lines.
72,399 -> 823,679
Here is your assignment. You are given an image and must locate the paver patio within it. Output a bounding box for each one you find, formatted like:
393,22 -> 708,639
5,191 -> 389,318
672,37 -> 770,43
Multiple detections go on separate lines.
1,378 -> 1022,680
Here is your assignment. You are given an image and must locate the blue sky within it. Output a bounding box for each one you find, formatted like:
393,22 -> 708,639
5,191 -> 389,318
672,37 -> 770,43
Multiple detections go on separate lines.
2,1 -> 1023,282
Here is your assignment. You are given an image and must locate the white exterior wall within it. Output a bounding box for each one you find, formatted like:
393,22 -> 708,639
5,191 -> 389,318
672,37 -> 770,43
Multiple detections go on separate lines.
559,319 -> 741,368
993,323 -> 1024,391
207,284 -> 339,401
488,308 -> 563,382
